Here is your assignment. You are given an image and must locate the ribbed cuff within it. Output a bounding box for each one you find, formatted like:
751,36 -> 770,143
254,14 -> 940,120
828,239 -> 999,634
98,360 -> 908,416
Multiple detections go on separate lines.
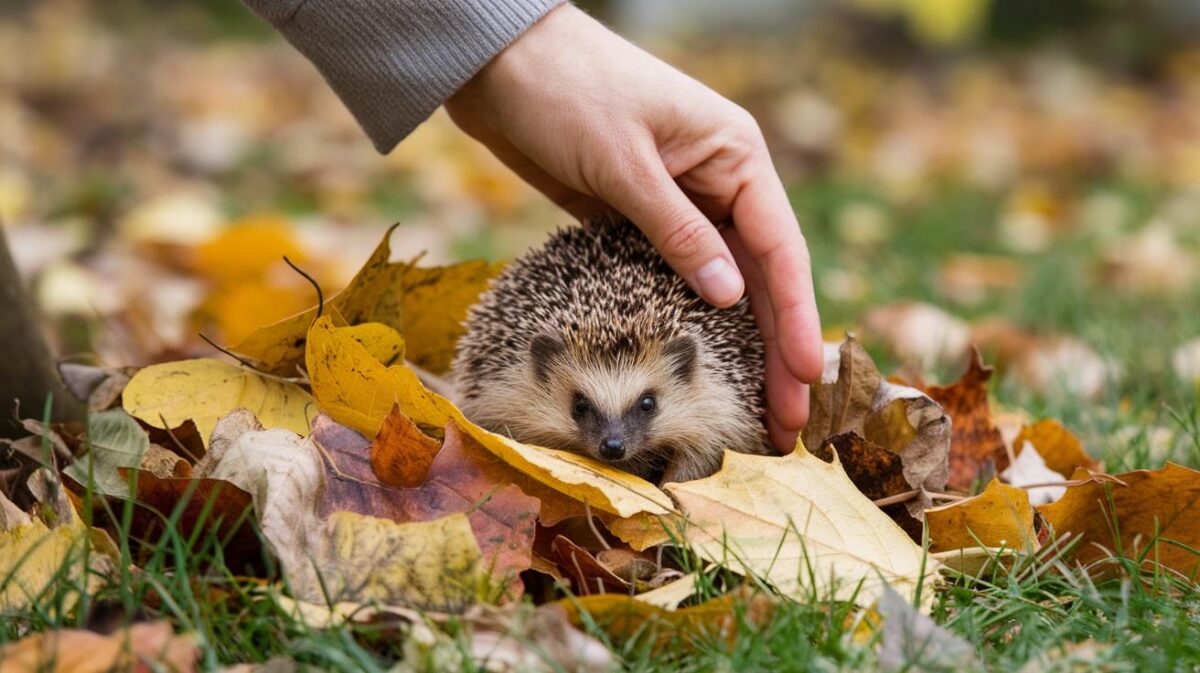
244,0 -> 566,153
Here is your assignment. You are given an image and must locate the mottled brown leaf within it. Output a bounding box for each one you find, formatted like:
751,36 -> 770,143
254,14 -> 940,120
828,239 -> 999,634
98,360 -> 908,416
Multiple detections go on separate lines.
813,432 -> 910,502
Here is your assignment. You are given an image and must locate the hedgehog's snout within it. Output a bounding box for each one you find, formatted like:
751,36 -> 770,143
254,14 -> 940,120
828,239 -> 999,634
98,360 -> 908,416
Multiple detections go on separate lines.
599,437 -> 626,460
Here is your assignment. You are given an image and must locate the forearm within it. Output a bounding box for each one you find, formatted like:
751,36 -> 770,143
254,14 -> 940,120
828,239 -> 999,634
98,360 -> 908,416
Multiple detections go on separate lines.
243,0 -> 564,153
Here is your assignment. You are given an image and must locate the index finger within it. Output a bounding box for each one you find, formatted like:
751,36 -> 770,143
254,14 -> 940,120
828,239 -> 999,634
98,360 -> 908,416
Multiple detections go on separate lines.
730,158 -> 823,384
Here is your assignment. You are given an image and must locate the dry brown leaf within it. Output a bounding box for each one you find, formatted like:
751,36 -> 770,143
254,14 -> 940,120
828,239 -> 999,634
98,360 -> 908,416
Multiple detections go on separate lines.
925,479 -> 1036,553
1039,463 -> 1200,578
552,535 -> 632,595
921,349 -> 1008,492
369,403 -> 443,488
0,621 -> 197,673
803,338 -> 950,515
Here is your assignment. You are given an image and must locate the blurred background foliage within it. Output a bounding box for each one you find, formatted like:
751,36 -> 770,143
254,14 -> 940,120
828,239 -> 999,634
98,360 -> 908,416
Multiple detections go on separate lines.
1,0 -> 1198,465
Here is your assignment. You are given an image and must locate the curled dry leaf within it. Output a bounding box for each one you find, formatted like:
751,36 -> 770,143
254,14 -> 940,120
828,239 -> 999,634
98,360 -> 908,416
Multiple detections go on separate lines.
231,224 -> 501,376
665,448 -> 938,609
304,316 -> 675,521
552,535 -> 633,595
925,479 -> 1036,554
1039,463 -> 1200,578
803,338 -> 950,515
123,358 -> 313,447
57,362 -> 134,413
0,621 -> 197,673
920,349 -> 1008,492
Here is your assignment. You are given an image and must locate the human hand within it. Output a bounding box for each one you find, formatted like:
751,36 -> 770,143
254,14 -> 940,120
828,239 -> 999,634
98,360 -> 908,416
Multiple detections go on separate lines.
444,4 -> 822,450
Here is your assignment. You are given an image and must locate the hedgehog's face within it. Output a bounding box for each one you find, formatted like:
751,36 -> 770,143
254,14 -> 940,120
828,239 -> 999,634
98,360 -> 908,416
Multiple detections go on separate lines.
525,332 -> 699,473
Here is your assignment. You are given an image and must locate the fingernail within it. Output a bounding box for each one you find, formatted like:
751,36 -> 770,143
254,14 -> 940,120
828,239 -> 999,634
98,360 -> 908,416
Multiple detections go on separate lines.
695,257 -> 743,306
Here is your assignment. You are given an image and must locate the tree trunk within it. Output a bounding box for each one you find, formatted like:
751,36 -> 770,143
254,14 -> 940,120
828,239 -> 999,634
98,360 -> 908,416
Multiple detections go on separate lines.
0,230 -> 84,437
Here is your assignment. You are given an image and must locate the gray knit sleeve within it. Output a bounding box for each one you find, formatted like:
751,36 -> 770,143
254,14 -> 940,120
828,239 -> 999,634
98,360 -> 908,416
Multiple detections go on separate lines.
243,0 -> 565,153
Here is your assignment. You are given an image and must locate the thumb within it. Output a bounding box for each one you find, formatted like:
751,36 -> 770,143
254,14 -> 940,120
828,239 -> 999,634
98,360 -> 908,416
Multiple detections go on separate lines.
604,160 -> 745,308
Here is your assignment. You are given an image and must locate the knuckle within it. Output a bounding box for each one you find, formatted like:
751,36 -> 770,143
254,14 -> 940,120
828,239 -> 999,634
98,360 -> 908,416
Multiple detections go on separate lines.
658,216 -> 713,262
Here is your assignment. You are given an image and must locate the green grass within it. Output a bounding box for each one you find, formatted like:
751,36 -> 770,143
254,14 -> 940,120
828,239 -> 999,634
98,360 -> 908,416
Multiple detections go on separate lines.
3,180 -> 1199,671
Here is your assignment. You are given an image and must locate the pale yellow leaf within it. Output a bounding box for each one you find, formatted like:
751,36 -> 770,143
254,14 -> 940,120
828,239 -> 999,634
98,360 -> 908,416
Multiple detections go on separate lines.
122,358 -> 313,447
665,448 -> 937,609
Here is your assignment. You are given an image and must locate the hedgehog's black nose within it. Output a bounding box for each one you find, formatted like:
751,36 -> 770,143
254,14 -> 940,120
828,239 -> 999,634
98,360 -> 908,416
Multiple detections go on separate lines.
599,437 -> 625,460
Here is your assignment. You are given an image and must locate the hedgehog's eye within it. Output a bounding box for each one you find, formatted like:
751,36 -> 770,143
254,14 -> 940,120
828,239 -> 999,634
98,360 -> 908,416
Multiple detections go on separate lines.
638,394 -> 656,413
572,394 -> 592,418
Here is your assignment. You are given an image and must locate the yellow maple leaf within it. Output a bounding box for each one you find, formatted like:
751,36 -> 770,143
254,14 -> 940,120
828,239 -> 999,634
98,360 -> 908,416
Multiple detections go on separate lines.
123,358 -> 313,446
925,479 -> 1036,554
664,447 -> 938,609
304,316 -> 675,520
232,224 -> 501,375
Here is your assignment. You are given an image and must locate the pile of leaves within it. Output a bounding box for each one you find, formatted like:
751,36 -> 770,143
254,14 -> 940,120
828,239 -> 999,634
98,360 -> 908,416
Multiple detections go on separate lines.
3,226 -> 1199,672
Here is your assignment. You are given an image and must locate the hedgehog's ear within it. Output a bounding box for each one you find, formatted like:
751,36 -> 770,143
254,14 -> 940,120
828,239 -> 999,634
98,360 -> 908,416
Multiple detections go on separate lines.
663,335 -> 698,383
529,334 -> 565,382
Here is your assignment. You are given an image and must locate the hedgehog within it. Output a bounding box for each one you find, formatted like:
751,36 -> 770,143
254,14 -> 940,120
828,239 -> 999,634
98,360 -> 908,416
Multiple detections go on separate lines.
450,215 -> 771,484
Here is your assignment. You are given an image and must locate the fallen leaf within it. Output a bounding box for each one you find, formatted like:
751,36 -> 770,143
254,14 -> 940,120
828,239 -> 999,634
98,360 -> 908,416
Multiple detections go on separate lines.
925,480 -> 1036,553
321,510 -> 482,611
1002,442 -> 1067,506
231,225 -> 501,375
57,362 -> 134,413
552,535 -> 632,595
1039,463 -> 1200,578
312,415 -> 538,596
1014,419 -> 1101,478
921,349 -> 1008,492
124,470 -> 263,573
304,316 -> 675,521
123,358 -> 314,447
803,338 -> 950,515
191,216 -> 306,282
370,403 -> 442,488
813,432 -> 910,502
0,621 -> 197,673
63,409 -> 187,497
0,490 -> 115,613
877,585 -> 978,672
555,587 -> 777,650
665,448 -> 938,608
201,410 -> 490,608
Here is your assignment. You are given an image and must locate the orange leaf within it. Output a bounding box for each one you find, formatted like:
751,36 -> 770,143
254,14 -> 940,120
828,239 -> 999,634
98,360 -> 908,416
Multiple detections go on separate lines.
1039,464 -> 1200,578
925,479 -> 1036,553
370,403 -> 443,488
1014,419 -> 1101,478
922,349 -> 1008,491
0,621 -> 196,673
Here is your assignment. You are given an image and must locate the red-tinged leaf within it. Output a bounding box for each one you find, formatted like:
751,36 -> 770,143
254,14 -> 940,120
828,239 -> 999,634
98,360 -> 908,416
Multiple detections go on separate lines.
921,349 -> 1008,491
311,415 -> 538,597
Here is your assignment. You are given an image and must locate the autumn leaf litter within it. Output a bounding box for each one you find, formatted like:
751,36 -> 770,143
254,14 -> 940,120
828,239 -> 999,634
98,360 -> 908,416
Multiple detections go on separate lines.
4,223 -> 1199,671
